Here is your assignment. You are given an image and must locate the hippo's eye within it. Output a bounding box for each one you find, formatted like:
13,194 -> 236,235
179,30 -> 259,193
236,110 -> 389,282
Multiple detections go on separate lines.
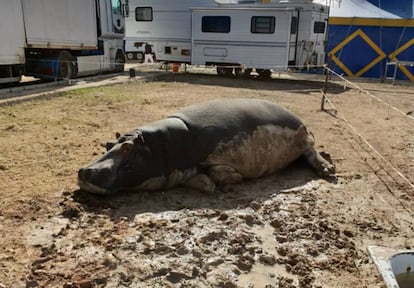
119,142 -> 133,157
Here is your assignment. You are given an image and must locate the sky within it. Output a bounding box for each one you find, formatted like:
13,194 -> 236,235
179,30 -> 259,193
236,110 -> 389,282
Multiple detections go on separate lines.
313,0 -> 413,18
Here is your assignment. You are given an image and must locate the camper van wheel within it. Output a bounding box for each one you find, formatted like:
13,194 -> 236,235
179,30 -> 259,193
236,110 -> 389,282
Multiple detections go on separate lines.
115,51 -> 125,72
234,68 -> 243,77
57,51 -> 76,79
216,67 -> 226,76
243,68 -> 252,77
216,66 -> 233,77
257,69 -> 272,78
224,68 -> 233,76
234,68 -> 252,78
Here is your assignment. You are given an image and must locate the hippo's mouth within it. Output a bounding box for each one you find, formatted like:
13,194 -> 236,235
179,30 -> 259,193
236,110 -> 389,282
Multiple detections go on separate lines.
78,179 -> 110,195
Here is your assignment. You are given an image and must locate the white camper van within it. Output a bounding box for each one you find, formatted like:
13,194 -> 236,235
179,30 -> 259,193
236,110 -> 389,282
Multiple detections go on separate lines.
191,1 -> 329,76
124,0 -> 328,76
124,0 -> 218,62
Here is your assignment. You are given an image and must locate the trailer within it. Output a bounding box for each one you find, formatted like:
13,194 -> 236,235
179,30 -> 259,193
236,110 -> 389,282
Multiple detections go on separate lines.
0,0 -> 129,84
0,1 -> 26,84
124,0 -> 328,77
191,0 -> 329,77
124,0 -> 218,63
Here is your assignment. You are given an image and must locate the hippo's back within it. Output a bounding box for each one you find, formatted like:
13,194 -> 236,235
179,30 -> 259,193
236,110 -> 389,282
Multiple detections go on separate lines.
169,98 -> 303,136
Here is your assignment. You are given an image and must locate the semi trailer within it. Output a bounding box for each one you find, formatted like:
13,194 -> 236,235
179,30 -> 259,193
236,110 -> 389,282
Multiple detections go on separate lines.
0,0 -> 129,84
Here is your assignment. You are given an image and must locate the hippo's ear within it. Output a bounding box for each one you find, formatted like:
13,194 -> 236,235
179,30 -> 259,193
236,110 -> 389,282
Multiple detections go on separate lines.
133,134 -> 145,145
115,132 -> 121,139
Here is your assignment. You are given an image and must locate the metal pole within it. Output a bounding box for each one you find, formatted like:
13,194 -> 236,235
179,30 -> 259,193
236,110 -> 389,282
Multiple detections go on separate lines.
321,64 -> 330,111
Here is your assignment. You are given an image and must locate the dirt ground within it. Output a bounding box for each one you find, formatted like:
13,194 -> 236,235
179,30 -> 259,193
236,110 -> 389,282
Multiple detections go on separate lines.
1,68 -> 414,288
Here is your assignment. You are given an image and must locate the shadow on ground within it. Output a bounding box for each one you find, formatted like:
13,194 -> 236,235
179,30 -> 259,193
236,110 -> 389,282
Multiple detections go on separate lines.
63,159 -> 322,222
146,71 -> 349,95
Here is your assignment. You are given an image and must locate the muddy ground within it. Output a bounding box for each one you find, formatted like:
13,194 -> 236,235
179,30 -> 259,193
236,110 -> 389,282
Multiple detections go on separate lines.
0,68 -> 414,287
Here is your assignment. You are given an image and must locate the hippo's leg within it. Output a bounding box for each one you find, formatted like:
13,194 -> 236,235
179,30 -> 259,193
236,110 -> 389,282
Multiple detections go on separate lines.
137,176 -> 167,191
184,174 -> 216,193
208,165 -> 243,185
303,146 -> 335,178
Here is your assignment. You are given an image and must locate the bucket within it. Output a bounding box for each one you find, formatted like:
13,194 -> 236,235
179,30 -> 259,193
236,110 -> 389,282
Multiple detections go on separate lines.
129,68 -> 136,78
172,63 -> 179,73
369,246 -> 414,288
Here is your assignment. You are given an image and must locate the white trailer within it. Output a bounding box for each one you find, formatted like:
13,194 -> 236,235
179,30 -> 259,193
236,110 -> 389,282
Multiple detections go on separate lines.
124,0 -> 218,62
0,1 -> 26,84
0,0 -> 129,84
191,0 -> 329,77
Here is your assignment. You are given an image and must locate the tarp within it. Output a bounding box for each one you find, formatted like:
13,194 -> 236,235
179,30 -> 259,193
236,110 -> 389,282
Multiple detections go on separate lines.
326,0 -> 414,81
329,0 -> 401,18
365,0 -> 413,18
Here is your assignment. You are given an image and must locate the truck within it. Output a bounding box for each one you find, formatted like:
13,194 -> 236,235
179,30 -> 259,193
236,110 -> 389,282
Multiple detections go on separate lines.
124,0 -> 329,77
0,0 -> 129,84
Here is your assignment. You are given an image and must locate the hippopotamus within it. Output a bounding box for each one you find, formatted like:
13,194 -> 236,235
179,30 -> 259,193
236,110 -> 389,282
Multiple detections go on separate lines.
78,98 -> 334,194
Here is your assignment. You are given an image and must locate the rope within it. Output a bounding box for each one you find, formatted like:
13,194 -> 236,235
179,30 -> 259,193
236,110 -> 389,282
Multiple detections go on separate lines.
323,94 -> 414,189
325,65 -> 414,122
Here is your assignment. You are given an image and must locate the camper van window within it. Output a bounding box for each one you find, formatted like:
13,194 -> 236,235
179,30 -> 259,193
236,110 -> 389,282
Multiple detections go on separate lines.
290,17 -> 297,34
135,7 -> 152,21
313,21 -> 325,34
202,16 -> 231,33
251,16 -> 275,34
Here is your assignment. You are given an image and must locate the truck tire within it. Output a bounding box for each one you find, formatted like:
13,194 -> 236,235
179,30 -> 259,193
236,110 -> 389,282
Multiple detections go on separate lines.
115,51 -> 125,72
136,52 -> 144,62
126,52 -> 135,60
58,51 -> 77,79
57,50 -> 78,79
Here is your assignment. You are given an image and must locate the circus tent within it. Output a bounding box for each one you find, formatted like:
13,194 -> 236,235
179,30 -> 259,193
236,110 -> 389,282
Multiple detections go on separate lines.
326,0 -> 414,80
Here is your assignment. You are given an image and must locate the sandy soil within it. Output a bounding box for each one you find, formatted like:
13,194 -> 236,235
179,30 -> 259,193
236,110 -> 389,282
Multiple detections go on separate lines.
0,68 -> 414,288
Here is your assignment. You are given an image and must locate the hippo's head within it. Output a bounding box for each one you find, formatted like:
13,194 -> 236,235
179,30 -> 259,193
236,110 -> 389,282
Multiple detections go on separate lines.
78,132 -> 156,194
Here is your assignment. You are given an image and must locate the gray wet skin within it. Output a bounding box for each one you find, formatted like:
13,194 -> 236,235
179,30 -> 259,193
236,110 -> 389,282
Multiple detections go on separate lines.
78,98 -> 335,194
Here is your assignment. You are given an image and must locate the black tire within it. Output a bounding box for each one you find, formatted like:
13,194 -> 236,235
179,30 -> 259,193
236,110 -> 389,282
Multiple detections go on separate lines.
217,67 -> 226,76
114,51 -> 125,72
257,69 -> 272,78
224,67 -> 233,77
234,67 -> 252,78
217,66 -> 233,77
234,67 -> 243,77
126,52 -> 135,60
243,68 -> 252,78
136,52 -> 144,62
57,51 -> 77,79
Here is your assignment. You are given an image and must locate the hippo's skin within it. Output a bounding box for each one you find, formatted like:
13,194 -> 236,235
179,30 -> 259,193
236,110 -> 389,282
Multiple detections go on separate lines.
78,98 -> 334,194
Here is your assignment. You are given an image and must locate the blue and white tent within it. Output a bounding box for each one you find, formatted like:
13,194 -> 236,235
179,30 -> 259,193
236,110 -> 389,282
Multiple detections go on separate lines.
326,0 -> 414,80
